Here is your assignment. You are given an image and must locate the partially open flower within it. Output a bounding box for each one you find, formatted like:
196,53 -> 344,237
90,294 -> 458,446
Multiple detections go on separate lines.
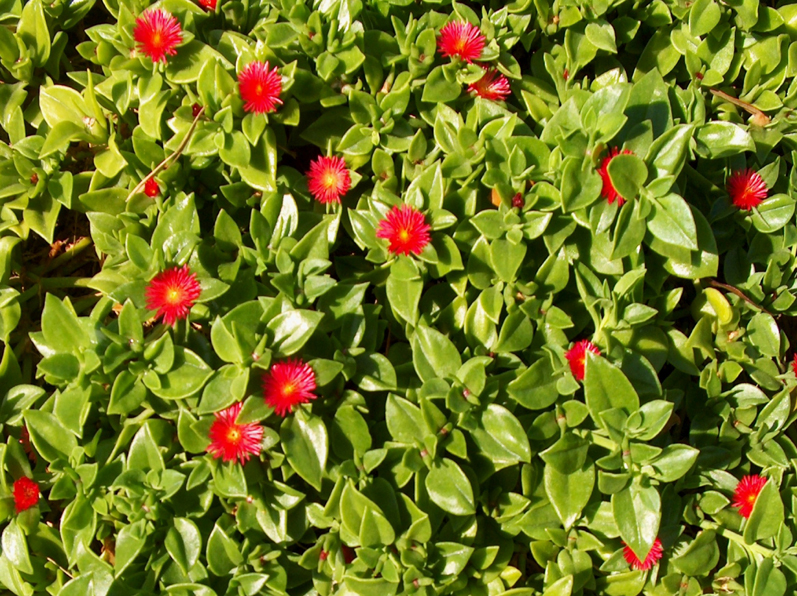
145,265 -> 202,326
307,156 -> 351,204
597,147 -> 633,206
198,0 -> 216,10
437,21 -> 486,63
468,68 -> 511,101
376,204 -> 432,257
623,537 -> 663,571
727,168 -> 767,211
732,474 -> 767,518
133,9 -> 182,63
238,61 -> 283,114
207,402 -> 264,464
13,477 -> 39,513
565,339 -> 600,381
144,178 -> 160,198
263,358 -> 318,417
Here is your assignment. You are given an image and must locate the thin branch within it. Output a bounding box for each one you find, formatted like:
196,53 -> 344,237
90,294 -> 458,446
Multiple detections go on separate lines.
708,280 -> 774,316
126,106 -> 206,202
46,557 -> 74,578
710,89 -> 770,126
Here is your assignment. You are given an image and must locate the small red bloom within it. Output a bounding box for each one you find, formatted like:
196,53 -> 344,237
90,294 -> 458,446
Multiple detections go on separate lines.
597,147 -> 634,206
437,21 -> 486,63
192,103 -> 203,118
342,545 -> 356,564
30,173 -> 39,185
512,193 -> 524,209
145,264 -> 202,326
732,474 -> 768,519
307,156 -> 351,204
207,402 -> 264,464
727,168 -> 767,211
623,537 -> 663,571
133,9 -> 182,64
792,354 -> 797,375
13,477 -> 39,513
238,61 -> 283,114
468,68 -> 511,101
262,358 -> 318,417
319,550 -> 329,561
565,339 -> 601,381
376,204 -> 432,257
144,178 -> 159,198
198,0 -> 216,10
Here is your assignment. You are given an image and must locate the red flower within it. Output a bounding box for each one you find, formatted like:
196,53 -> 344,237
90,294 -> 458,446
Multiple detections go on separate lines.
468,68 -> 511,101
732,474 -> 768,518
198,0 -> 216,10
192,103 -> 203,118
792,354 -> 797,375
565,339 -> 601,381
133,9 -> 182,64
145,264 -> 202,326
512,193 -> 524,209
437,21 -> 486,63
376,204 -> 432,257
307,156 -> 351,204
727,168 -> 767,211
262,358 -> 318,417
207,402 -> 264,464
238,61 -> 283,114
13,477 -> 39,513
597,147 -> 634,206
144,178 -> 159,198
623,537 -> 663,571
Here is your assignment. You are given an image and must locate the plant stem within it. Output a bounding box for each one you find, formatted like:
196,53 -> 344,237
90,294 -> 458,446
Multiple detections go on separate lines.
710,89 -> 771,126
126,106 -> 206,202
708,280 -> 774,316
37,236 -> 93,276
699,520 -> 774,557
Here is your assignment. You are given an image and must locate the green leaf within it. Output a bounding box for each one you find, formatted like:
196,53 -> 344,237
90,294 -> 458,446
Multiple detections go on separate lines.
584,352 -> 640,430
41,294 -> 90,355
206,524 -> 244,576
114,521 -> 146,576
646,444 -> 699,482
470,404 -> 531,465
281,409 -> 328,491
647,194 -> 698,251
694,122 -> 755,159
606,154 -> 647,202
2,521 -> 32,574
612,482 -> 661,566
23,410 -> 77,462
268,310 -> 325,356
413,324 -> 462,381
425,459 -> 476,516
422,65 -> 461,103
507,358 -> 559,410
744,480 -> 784,543
166,518 -> 202,575
545,459 -> 594,530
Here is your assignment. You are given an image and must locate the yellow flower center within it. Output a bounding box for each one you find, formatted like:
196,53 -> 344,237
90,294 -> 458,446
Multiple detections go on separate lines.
165,287 -> 184,305
152,32 -> 162,47
255,84 -> 263,96
398,228 -> 410,242
227,428 -> 241,443
282,381 -> 296,397
323,171 -> 338,189
747,493 -> 756,504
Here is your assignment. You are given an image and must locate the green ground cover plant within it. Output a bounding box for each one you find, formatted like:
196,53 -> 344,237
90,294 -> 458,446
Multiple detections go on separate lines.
2,0 -> 797,594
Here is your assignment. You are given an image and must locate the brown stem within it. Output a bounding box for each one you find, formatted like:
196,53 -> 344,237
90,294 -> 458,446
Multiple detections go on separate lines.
126,106 -> 206,202
708,280 -> 774,316
709,89 -> 770,126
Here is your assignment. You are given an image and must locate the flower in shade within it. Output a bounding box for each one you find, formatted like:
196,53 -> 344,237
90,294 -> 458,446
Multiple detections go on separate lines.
144,178 -> 160,198
198,0 -> 216,10
437,21 -> 486,63
238,61 -> 283,114
192,103 -> 203,118
565,339 -> 601,381
145,264 -> 202,326
307,156 -> 351,204
512,193 -> 524,209
468,68 -> 511,101
597,147 -> 634,206
133,9 -> 182,63
792,354 -> 797,375
13,477 -> 39,513
262,358 -> 318,417
623,537 -> 663,571
207,402 -> 264,464
732,474 -> 768,518
19,427 -> 35,463
376,204 -> 432,257
727,168 -> 767,211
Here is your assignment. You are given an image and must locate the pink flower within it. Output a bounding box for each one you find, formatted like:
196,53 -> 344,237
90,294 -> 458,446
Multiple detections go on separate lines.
437,22 -> 486,63
207,402 -> 264,464
307,156 -> 351,204
375,205 -> 432,257
565,340 -> 600,381
732,474 -> 768,519
145,265 -> 202,326
468,68 -> 511,101
238,61 -> 283,114
623,537 -> 663,571
263,358 -> 318,417
597,147 -> 634,206
727,169 -> 767,211
133,9 -> 182,63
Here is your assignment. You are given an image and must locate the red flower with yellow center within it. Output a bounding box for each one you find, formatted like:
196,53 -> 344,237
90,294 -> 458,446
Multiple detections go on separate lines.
262,358 -> 318,417
437,21 -> 486,63
727,168 -> 767,211
133,9 -> 182,64
13,477 -> 39,513
207,402 -> 264,464
732,474 -> 767,519
144,178 -> 160,198
145,264 -> 202,326
623,537 -> 663,571
565,339 -> 600,381
468,68 -> 511,101
307,156 -> 351,204
238,61 -> 283,114
597,147 -> 634,206
376,204 -> 432,257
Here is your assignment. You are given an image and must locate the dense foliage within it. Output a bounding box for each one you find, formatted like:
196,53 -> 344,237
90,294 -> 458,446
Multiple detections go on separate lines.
2,0 -> 797,594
